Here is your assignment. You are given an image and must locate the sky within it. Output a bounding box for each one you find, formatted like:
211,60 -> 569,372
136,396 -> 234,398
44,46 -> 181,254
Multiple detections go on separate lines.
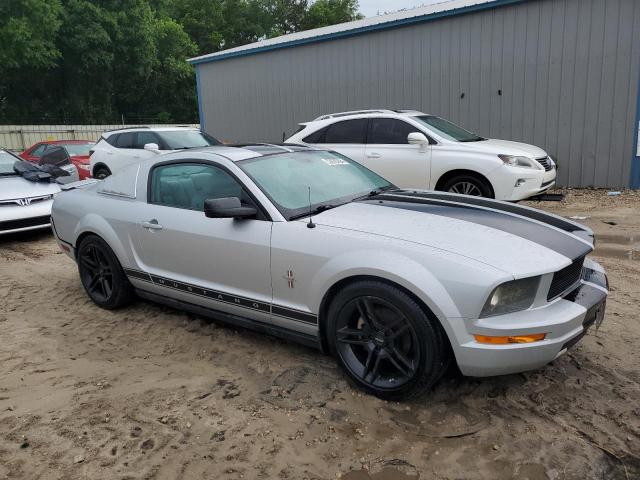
357,0 -> 444,17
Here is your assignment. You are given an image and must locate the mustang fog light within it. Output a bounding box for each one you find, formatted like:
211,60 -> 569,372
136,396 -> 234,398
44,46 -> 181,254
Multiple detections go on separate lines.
474,333 -> 546,344
515,179 -> 526,187
480,276 -> 540,318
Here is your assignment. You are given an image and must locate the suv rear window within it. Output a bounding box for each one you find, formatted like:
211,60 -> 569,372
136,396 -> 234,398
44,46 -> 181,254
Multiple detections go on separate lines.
104,134 -> 118,146
324,119 -> 367,144
304,119 -> 368,144
115,132 -> 135,148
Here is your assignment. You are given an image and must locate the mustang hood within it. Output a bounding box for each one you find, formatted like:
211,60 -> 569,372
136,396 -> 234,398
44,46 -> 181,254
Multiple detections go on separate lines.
312,191 -> 593,278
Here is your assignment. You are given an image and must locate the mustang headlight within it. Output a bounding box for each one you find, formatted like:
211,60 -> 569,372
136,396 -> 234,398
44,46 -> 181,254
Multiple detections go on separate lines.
480,276 -> 540,318
498,154 -> 542,170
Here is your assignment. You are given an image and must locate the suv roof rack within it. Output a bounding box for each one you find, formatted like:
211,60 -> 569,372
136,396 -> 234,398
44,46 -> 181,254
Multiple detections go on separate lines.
313,109 -> 396,121
392,109 -> 425,114
103,126 -> 151,133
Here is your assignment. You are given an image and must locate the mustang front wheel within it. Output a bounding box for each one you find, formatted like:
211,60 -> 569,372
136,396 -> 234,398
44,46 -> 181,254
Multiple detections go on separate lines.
78,235 -> 134,309
327,280 -> 449,399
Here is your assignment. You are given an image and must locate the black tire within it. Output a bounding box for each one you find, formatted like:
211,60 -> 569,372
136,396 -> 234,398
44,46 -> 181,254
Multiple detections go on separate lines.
93,166 -> 111,179
77,235 -> 135,309
441,174 -> 493,198
327,280 -> 449,400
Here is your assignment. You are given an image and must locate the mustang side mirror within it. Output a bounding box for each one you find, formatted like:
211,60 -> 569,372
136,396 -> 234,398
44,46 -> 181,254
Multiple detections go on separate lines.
204,197 -> 257,219
144,143 -> 160,152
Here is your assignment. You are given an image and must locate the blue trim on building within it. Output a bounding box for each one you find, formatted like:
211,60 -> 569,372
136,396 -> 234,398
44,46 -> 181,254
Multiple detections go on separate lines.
195,66 -> 205,131
631,65 -> 640,189
188,0 -> 529,66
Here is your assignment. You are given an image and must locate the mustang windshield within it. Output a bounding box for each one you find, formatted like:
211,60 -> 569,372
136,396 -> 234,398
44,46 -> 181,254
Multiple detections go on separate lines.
0,150 -> 18,176
239,151 -> 393,220
413,115 -> 485,142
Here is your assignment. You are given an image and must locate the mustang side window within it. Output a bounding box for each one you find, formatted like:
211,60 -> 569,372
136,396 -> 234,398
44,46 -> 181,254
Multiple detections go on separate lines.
150,163 -> 243,211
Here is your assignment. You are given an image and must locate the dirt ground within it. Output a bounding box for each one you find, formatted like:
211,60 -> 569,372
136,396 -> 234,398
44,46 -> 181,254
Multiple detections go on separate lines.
0,189 -> 638,480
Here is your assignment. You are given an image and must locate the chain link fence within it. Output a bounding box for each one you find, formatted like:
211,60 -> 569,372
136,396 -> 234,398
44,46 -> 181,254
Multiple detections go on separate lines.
0,123 -> 200,152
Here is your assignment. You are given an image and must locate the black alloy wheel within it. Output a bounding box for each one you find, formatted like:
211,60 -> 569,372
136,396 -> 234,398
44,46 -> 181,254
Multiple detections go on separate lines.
77,235 -> 134,309
327,281 -> 449,399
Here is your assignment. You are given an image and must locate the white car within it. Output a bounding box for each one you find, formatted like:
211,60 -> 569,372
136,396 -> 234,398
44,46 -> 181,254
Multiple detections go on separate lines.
286,110 -> 557,201
0,148 -> 61,235
51,145 -> 607,399
89,126 -> 221,179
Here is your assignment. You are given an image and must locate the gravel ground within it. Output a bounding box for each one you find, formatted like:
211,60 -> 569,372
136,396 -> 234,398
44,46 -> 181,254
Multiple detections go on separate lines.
0,189 -> 638,480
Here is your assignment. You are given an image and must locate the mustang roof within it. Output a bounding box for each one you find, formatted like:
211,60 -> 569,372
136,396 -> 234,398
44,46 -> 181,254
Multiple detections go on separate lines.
188,0 -> 516,65
193,144 -> 316,161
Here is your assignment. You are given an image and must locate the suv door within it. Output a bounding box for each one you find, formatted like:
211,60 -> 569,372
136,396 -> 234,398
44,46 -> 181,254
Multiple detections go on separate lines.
135,161 -> 273,324
132,131 -> 163,161
364,118 -> 431,189
304,118 -> 367,162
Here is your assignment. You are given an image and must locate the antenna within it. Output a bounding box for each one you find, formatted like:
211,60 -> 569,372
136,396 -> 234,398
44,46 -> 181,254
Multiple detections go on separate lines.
307,186 -> 316,229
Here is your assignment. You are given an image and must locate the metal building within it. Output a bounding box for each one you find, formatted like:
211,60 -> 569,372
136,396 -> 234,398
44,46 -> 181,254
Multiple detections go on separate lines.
189,0 -> 640,189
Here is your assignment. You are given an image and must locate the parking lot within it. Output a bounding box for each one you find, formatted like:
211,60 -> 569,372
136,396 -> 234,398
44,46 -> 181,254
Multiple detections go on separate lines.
0,189 -> 638,480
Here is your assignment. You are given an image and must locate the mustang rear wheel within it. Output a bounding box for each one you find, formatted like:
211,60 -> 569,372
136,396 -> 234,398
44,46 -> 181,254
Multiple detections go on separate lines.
77,235 -> 134,309
327,280 -> 449,399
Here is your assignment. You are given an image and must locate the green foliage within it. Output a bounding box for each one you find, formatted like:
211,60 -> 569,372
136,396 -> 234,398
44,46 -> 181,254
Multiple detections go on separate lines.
0,0 -> 63,69
304,0 -> 364,30
0,0 -> 362,124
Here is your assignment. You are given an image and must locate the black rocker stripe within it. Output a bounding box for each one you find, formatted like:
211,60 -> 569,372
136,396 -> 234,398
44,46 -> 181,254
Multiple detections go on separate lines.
272,306 -> 318,325
363,195 -> 592,261
123,268 -> 152,282
393,191 -> 587,233
123,268 -> 317,324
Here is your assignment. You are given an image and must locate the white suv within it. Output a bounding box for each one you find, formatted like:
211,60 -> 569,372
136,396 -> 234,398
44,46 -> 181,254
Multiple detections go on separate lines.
89,127 -> 221,179
286,110 -> 556,201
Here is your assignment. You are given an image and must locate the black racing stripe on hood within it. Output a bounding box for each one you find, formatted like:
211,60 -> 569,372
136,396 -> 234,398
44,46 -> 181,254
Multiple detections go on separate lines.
361,197 -> 592,260
394,191 -> 587,234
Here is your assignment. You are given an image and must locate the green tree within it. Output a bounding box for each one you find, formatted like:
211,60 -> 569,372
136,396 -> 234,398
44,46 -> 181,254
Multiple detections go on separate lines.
260,0 -> 308,37
0,0 -> 364,124
303,0 -> 363,30
146,17 -> 199,122
0,0 -> 63,69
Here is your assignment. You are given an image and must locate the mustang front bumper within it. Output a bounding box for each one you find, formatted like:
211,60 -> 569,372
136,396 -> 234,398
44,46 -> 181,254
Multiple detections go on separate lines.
454,258 -> 608,377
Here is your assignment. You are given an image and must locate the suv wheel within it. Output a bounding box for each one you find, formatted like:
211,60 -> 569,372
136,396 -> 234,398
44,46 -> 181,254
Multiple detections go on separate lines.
442,175 -> 493,198
93,166 -> 111,179
77,235 -> 135,309
327,280 -> 449,400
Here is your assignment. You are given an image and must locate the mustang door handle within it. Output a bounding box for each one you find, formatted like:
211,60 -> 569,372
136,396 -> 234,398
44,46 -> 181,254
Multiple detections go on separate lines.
141,220 -> 163,230
366,152 -> 381,158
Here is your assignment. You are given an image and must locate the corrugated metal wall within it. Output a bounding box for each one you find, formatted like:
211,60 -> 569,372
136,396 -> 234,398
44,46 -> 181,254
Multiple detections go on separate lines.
197,0 -> 640,188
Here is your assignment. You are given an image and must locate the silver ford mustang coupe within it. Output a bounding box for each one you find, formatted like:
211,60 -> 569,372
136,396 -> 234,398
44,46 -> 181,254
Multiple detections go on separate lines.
51,145 -> 608,399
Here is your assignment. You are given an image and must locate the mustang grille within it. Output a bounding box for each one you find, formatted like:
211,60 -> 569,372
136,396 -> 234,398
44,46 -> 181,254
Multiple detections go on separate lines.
0,215 -> 51,232
536,156 -> 554,172
548,257 -> 585,300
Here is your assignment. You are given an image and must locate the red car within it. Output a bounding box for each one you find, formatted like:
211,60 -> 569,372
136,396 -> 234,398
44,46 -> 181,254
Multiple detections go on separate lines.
20,140 -> 95,180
